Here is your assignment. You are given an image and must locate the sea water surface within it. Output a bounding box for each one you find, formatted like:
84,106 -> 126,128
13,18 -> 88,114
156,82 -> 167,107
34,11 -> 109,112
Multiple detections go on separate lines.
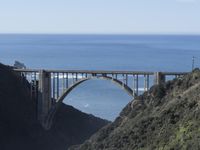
0,34 -> 200,121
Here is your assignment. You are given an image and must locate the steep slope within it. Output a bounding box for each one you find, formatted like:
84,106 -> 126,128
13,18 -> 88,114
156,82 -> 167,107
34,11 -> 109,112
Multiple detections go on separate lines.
0,63 -> 108,150
70,69 -> 200,150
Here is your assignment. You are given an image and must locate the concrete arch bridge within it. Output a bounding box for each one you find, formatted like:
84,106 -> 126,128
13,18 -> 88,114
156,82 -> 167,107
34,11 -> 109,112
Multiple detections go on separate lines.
14,69 -> 187,129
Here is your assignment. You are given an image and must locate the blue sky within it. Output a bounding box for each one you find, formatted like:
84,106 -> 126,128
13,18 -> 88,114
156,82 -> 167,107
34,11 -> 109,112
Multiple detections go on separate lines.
0,0 -> 200,34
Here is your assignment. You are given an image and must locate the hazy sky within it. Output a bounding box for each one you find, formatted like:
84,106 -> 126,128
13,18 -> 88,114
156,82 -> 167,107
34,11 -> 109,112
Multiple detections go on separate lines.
0,0 -> 200,34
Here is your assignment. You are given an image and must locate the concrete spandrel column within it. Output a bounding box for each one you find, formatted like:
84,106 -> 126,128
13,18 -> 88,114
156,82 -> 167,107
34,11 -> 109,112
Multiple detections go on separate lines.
133,75 -> 139,97
154,72 -> 165,85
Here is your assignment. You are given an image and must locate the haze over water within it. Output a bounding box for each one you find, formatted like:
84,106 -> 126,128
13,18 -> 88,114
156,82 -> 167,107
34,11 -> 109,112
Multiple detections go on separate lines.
1,34 -> 200,121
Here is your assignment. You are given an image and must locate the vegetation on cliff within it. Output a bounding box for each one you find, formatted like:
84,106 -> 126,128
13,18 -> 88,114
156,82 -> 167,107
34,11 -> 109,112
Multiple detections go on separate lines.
70,69 -> 200,150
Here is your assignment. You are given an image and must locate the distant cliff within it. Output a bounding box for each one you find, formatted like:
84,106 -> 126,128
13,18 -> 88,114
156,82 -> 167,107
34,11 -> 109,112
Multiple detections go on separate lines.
70,69 -> 200,150
0,63 -> 108,150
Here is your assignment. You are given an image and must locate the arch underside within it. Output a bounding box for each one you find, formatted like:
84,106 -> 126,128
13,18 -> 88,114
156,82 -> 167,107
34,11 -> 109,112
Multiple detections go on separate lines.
56,76 -> 133,105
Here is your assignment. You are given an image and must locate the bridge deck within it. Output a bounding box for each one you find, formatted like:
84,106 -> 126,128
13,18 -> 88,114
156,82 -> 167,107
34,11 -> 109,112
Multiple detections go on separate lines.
13,69 -> 189,75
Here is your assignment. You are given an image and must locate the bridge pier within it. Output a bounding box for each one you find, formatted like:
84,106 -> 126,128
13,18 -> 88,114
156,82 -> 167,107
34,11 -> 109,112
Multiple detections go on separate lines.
154,72 -> 165,85
38,70 -> 52,128
133,75 -> 139,97
144,75 -> 149,92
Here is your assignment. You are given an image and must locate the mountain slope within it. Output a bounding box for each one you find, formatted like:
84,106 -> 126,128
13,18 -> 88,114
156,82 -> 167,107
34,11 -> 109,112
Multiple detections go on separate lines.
0,63 -> 108,150
70,69 -> 200,150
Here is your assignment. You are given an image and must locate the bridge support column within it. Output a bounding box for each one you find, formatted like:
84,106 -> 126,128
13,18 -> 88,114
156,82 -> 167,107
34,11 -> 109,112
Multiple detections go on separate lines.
144,75 -> 149,92
133,75 -> 139,97
38,70 -> 52,128
154,72 -> 165,85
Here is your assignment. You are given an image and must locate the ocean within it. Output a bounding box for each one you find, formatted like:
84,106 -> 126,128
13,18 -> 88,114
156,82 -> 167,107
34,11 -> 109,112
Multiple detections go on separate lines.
0,34 -> 200,121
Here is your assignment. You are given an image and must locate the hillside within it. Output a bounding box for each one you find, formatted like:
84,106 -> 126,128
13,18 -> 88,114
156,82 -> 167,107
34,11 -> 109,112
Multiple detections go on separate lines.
0,63 -> 108,150
70,69 -> 200,150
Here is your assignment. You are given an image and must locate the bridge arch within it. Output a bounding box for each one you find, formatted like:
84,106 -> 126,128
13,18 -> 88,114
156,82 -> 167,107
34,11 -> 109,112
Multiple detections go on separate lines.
45,76 -> 133,129
56,75 -> 134,105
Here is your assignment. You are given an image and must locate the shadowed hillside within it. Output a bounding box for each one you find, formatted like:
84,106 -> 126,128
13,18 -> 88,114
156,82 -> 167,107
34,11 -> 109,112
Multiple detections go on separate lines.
0,63 -> 108,150
70,69 -> 200,150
